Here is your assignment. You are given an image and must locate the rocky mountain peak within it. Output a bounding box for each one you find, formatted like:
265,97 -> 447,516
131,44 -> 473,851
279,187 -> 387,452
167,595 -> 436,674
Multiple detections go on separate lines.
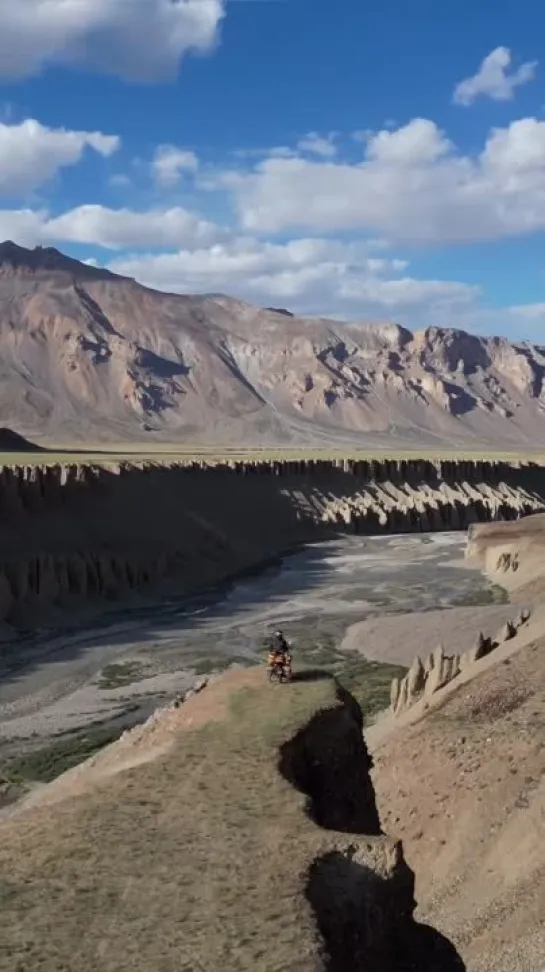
0,241 -> 119,281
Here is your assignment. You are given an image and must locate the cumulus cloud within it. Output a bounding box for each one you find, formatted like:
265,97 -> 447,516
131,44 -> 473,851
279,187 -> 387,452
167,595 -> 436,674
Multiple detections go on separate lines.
219,116 -> 545,243
365,118 -> 451,164
105,236 -> 479,324
0,119 -> 119,197
0,0 -> 225,82
8,200 -> 545,331
0,204 -> 223,250
453,47 -> 537,106
1,201 -> 471,322
152,145 -> 199,188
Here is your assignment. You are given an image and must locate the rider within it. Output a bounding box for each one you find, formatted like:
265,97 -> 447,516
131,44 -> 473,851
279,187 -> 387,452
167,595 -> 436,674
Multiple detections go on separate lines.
270,629 -> 291,673
272,629 -> 290,656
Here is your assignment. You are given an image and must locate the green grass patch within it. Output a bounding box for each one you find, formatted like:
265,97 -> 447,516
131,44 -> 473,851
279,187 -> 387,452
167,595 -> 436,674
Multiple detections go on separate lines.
194,653 -> 254,675
260,625 -> 405,724
335,656 -> 407,722
0,727 -> 123,785
193,656 -> 229,676
97,661 -> 146,689
226,655 -> 255,668
450,582 -> 509,608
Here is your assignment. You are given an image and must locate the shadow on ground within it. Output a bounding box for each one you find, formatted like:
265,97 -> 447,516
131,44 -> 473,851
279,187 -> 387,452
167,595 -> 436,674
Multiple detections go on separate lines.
308,851 -> 466,971
278,685 -> 466,971
290,669 -> 334,684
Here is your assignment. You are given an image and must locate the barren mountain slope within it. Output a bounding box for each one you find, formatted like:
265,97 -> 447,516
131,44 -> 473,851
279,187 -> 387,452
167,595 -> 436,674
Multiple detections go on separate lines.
2,241 -> 545,447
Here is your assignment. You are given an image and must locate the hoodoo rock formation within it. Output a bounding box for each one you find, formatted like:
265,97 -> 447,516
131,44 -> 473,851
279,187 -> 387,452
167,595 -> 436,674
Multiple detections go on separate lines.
390,608 -> 531,715
0,457 -> 543,631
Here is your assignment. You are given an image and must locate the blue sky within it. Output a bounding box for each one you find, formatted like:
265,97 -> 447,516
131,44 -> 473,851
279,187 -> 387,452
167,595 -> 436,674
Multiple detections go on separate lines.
0,0 -> 545,338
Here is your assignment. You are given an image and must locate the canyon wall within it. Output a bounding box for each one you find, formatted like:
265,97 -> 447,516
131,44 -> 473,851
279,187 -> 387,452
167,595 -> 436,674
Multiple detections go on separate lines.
466,510 -> 545,603
0,457 -> 544,628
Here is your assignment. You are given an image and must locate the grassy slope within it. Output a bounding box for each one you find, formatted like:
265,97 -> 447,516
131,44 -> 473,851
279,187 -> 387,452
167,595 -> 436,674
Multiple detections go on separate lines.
0,657 -> 403,789
0,670 -> 384,972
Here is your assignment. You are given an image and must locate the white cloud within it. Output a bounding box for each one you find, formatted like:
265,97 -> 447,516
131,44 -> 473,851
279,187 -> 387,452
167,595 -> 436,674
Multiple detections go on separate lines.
106,236 -> 478,324
0,208 -> 50,247
152,145 -> 199,188
366,117 -> 451,164
0,0 -> 225,82
219,116 -> 545,243
296,132 -> 338,158
0,119 -> 120,197
0,204 -> 223,250
5,201 -> 532,331
1,201 -> 472,323
453,46 -> 537,106
508,302 -> 545,320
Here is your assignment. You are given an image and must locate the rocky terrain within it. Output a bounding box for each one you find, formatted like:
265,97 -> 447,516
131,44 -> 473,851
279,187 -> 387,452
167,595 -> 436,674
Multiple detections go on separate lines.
467,511 -> 545,603
0,478 -> 542,970
1,617 -> 543,971
389,607 -> 531,715
0,669 -> 467,972
3,241 -> 545,448
369,618 -> 545,972
0,457 -> 543,631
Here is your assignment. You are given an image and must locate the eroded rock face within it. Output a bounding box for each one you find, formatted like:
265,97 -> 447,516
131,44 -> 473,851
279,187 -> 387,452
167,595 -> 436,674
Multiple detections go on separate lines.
279,682 -> 465,970
0,458 -> 543,632
392,611 -> 532,715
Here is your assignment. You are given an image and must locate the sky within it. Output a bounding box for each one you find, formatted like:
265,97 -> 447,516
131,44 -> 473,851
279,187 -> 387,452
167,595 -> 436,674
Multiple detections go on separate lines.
0,0 -> 545,339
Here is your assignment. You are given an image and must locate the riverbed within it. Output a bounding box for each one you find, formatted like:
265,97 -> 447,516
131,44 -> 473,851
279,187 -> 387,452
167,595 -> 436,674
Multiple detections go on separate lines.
0,532 -> 514,754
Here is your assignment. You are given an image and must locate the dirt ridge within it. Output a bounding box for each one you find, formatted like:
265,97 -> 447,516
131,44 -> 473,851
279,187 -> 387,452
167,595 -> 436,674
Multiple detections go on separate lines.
0,671 -> 466,970
275,679 -> 466,969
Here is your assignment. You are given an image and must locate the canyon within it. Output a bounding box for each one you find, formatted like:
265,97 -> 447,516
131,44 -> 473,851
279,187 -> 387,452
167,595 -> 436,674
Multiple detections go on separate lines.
0,241 -> 544,972
0,457 -> 543,629
0,458 -> 542,972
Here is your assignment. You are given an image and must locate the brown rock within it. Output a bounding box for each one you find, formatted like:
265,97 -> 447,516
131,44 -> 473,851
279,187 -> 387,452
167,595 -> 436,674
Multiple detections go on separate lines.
498,620 -> 517,643
390,677 -> 401,712
424,644 -> 458,696
406,655 -> 426,700
513,608 -> 531,628
394,678 -> 409,715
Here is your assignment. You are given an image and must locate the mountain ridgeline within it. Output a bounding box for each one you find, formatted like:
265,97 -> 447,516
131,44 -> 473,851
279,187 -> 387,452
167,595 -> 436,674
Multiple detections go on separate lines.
1,240 -> 545,447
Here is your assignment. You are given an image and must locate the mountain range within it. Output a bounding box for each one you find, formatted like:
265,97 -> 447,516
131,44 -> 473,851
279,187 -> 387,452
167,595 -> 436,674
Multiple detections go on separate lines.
1,240 -> 544,449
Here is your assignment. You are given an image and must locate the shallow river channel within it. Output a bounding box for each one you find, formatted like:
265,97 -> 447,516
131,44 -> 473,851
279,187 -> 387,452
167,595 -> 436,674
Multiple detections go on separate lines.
0,532 -> 508,753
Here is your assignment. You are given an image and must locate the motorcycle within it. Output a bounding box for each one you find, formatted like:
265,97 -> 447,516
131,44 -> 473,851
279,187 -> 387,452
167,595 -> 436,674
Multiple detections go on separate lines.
267,651 -> 292,684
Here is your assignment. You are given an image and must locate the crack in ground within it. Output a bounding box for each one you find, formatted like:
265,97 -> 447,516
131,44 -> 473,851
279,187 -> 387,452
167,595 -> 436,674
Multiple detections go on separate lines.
278,675 -> 466,971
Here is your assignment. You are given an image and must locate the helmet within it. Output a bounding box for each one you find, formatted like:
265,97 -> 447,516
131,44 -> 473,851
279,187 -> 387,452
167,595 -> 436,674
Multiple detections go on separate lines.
275,629 -> 283,637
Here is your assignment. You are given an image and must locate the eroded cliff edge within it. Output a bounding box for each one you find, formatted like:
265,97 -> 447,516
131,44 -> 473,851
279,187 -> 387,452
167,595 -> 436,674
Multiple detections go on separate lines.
0,669 -> 466,971
466,510 -> 545,603
0,457 -> 543,628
